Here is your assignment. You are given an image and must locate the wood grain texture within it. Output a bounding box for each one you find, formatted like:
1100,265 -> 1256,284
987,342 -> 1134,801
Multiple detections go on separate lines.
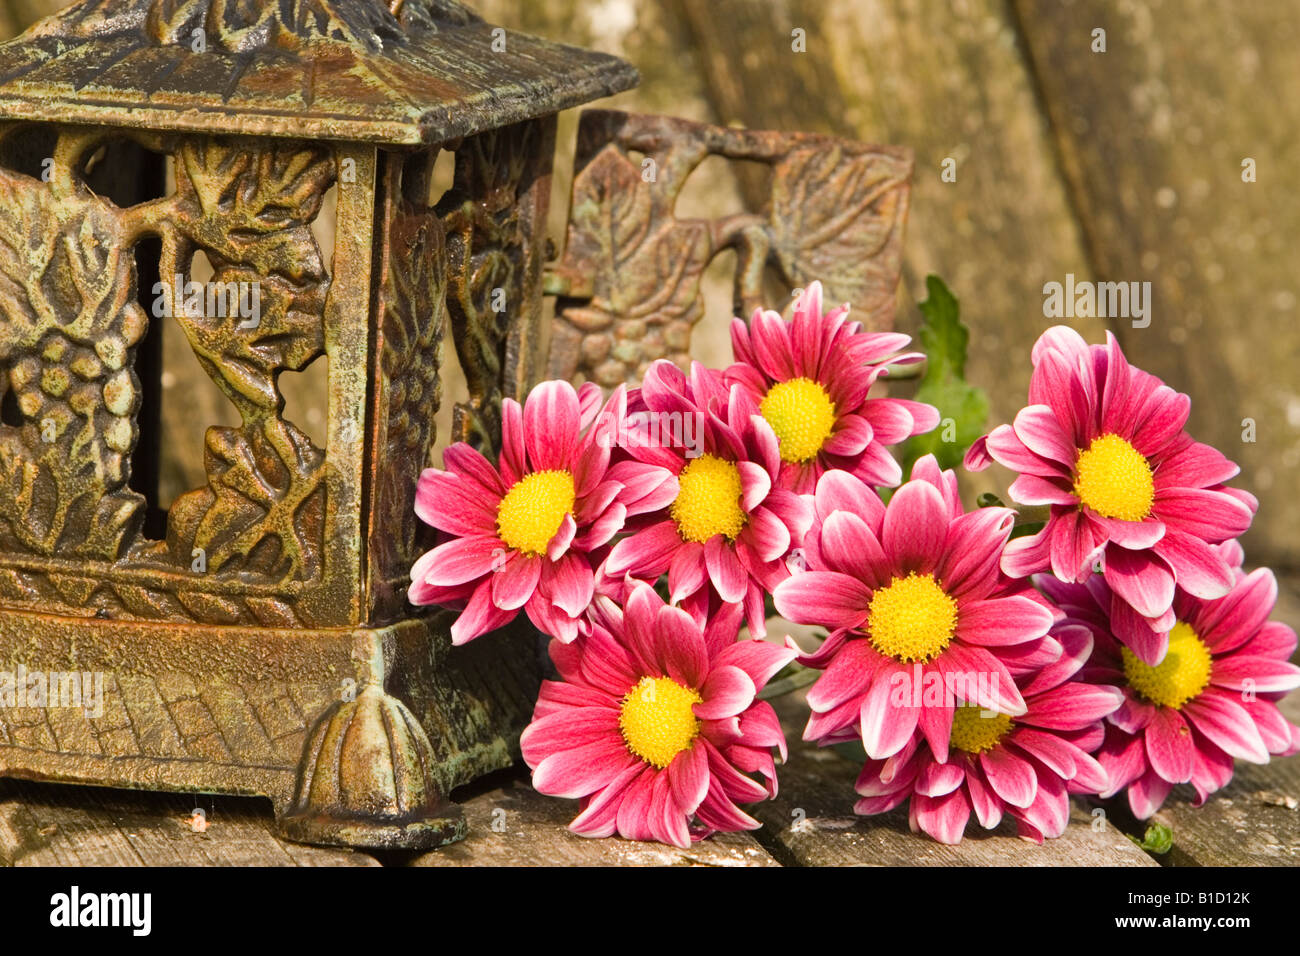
748,694 -> 1157,866
412,768 -> 779,866
0,779 -> 380,866
1013,0 -> 1300,567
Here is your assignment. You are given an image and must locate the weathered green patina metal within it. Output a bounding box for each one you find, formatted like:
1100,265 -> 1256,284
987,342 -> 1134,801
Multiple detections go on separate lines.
0,0 -> 635,850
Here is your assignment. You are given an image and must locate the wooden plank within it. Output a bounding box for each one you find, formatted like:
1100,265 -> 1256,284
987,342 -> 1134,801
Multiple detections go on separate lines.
412,768 -> 780,867
748,694 -> 1157,866
1012,0 -> 1300,568
1098,752 -> 1300,868
0,779 -> 380,867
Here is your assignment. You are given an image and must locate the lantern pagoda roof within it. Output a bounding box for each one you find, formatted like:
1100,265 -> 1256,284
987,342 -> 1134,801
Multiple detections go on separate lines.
0,0 -> 638,145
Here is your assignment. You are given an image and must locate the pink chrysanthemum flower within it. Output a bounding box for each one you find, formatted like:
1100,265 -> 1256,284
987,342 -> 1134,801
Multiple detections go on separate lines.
725,281 -> 939,493
521,583 -> 795,847
854,622 -> 1122,844
409,381 -> 633,645
603,360 -> 811,636
1050,541 -> 1300,818
966,326 -> 1257,661
773,457 -> 1059,761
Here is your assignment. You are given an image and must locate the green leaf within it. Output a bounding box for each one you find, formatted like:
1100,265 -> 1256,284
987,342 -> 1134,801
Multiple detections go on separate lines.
1129,822 -> 1174,855
899,276 -> 990,473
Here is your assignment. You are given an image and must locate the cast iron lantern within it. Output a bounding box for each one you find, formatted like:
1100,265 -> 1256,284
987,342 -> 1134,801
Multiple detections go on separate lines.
0,0 -> 636,850
0,0 -> 914,851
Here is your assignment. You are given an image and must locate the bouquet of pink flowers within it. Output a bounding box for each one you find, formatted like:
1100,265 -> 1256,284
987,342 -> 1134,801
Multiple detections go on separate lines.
409,279 -> 1299,847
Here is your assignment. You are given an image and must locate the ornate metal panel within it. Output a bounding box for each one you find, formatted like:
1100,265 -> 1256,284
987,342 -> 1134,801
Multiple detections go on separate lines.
438,116 -> 556,453
365,148 -> 448,624
547,110 -> 914,387
0,123 -> 370,628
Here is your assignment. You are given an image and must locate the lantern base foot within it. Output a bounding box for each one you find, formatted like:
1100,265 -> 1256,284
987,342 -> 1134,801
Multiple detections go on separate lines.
279,683 -> 469,851
279,811 -> 467,852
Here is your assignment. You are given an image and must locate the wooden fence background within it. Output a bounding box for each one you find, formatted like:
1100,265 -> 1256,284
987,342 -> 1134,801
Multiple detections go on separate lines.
0,0 -> 1296,568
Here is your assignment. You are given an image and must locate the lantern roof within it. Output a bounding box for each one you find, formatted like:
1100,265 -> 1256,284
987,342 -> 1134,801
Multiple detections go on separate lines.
0,0 -> 638,145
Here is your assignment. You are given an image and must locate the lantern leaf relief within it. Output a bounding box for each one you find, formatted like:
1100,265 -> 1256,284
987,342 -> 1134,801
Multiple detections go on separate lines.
0,165 -> 146,559
548,111 -> 912,388
549,141 -> 714,387
768,144 -> 912,324
152,137 -> 335,581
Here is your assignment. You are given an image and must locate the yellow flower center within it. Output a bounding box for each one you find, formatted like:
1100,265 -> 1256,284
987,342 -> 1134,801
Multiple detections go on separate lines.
948,705 -> 1015,755
495,470 -> 576,556
619,676 -> 702,769
867,572 -> 959,664
760,377 -> 838,463
1073,433 -> 1155,522
1122,621 -> 1213,709
670,454 -> 747,543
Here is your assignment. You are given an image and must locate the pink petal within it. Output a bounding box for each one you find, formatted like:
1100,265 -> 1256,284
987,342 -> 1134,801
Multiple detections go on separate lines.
715,639 -> 798,690
817,510 -> 888,585
773,571 -> 871,629
704,536 -> 748,603
881,479 -> 947,572
605,520 -> 681,576
422,535 -> 505,587
979,747 -> 1037,808
1182,692 -> 1269,763
859,668 -> 919,759
695,665 -> 757,720
1008,728 -> 1078,780
1103,546 -> 1175,620
737,460 -> 771,512
491,553 -> 542,610
541,551 -> 595,618
1049,510 -> 1106,582
667,741 -> 709,815
910,789 -> 971,844
915,761 -> 966,798
1013,405 -> 1076,466
524,380 -> 580,471
667,542 -> 707,603
1143,707 -> 1195,783
963,765 -> 1004,829
499,397 -> 526,485
957,595 -> 1054,646
1021,683 -> 1123,731
1152,530 -> 1234,600
823,415 -> 874,456
531,735 -> 638,799
1157,441 -> 1239,488
1000,526 -> 1052,578
806,638 -> 881,713
656,605 -> 709,689
1126,768 -> 1173,819
1210,655 -> 1300,695
1196,568 -> 1277,654
520,707 -> 620,764
1154,487 -> 1253,541
452,580 -> 517,647
813,469 -> 886,529
742,506 -> 792,563
1009,474 -> 1077,506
